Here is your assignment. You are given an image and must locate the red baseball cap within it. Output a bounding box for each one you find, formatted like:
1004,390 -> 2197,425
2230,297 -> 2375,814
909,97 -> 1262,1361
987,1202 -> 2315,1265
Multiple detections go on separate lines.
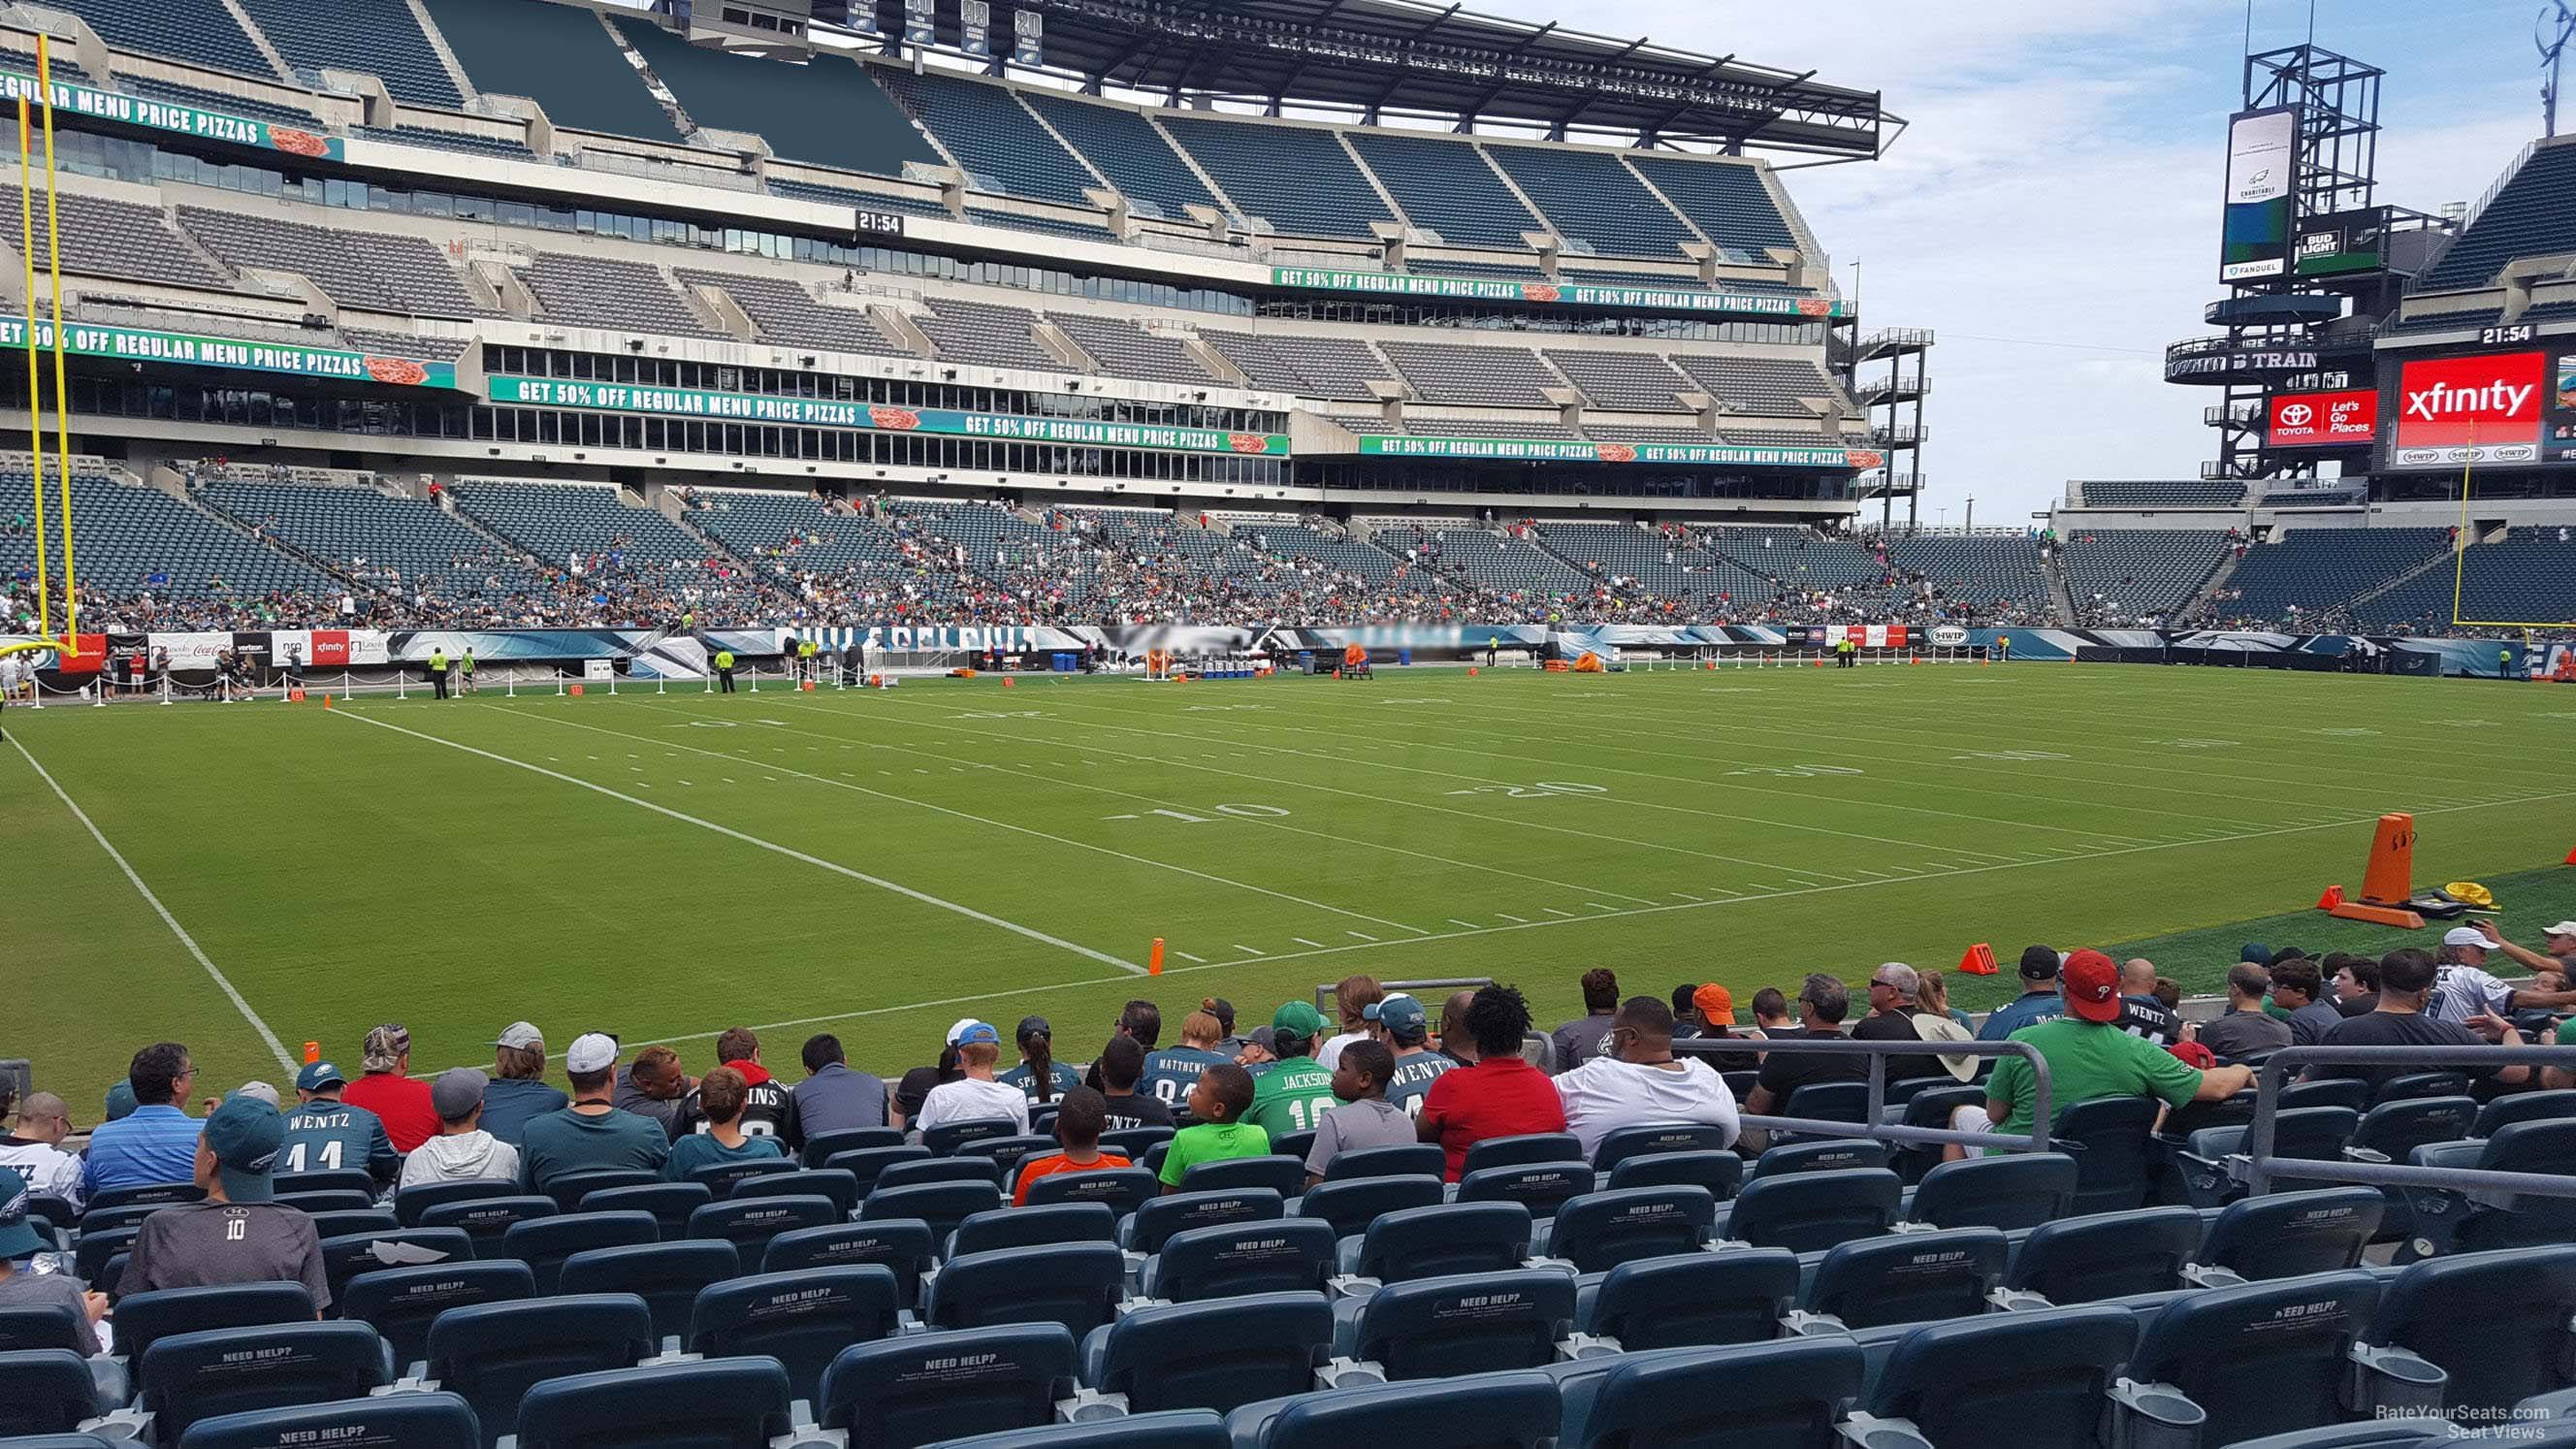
2061,949 -> 2123,1023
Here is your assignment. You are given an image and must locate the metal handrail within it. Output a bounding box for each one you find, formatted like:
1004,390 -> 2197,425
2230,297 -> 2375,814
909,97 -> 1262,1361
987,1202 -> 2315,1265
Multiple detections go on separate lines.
2242,1043 -> 2576,1197
1313,978 -> 1491,1013
1677,1034 -> 2055,1156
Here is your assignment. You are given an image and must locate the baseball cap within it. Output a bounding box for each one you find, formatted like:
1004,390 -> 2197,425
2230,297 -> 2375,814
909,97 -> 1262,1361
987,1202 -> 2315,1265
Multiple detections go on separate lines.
1206,998 -> 1237,1033
0,1167 -> 43,1259
2442,926 -> 2494,950
1014,1015 -> 1051,1045
2545,921 -> 2576,939
431,1068 -> 488,1121
103,1080 -> 137,1122
1693,983 -> 1734,1023
952,1021 -> 1001,1046
361,1024 -> 412,1074
296,1061 -> 346,1093
2060,949 -> 2123,1023
495,1022 -> 544,1051
1272,1001 -> 1327,1046
231,1081 -> 280,1108
2240,943 -> 2274,968
2168,1041 -> 2217,1071
2018,946 -> 2062,982
202,1094 -> 286,1203
564,1033 -> 620,1075
945,1018 -> 982,1047
1366,994 -> 1429,1043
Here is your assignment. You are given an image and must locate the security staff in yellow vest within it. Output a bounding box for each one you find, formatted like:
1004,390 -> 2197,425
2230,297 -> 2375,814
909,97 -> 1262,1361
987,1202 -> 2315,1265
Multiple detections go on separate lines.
797,637 -> 817,684
715,648 -> 736,693
1836,634 -> 1856,668
429,647 -> 451,698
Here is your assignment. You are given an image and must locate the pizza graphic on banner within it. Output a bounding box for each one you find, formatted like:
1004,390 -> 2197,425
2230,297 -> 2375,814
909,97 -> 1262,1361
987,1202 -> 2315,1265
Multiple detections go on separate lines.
1520,283 -> 1562,304
868,405 -> 921,431
267,127 -> 331,157
1594,443 -> 1638,463
1227,433 -> 1271,454
363,356 -> 429,386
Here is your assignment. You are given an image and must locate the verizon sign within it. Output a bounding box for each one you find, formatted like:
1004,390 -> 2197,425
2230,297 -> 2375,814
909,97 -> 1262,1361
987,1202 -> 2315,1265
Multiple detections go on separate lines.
2389,351 -> 2544,467
2267,388 -> 2376,447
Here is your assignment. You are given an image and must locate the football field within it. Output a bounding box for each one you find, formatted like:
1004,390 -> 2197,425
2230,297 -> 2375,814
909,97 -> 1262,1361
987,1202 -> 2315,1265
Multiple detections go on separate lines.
11,661 -> 2575,1111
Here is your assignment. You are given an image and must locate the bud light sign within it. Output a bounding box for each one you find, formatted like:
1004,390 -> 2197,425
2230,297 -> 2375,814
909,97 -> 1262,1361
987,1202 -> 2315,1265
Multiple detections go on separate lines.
2267,388 -> 2376,448
2390,351 -> 2544,467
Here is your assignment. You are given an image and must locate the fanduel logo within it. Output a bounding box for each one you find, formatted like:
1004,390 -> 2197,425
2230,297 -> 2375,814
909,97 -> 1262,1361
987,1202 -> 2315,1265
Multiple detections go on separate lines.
2404,379 -> 2532,420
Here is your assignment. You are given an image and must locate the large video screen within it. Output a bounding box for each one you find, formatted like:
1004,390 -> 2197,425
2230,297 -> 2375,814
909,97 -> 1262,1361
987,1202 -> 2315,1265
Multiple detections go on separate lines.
2221,107 -> 2299,282
2386,350 -> 2550,467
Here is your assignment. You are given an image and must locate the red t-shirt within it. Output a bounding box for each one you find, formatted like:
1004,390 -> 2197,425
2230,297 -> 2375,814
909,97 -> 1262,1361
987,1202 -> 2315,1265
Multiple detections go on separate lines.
1011,1149 -> 1132,1207
342,1072 -> 440,1153
1419,1056 -> 1567,1181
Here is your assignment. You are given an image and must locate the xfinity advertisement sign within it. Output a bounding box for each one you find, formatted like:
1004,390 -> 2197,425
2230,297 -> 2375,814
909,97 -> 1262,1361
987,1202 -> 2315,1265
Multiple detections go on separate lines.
2267,388 -> 2376,448
2387,351 -> 2544,467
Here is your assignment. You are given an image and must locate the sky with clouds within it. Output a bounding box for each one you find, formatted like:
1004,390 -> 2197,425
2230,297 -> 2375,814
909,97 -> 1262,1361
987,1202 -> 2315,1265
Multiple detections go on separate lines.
1464,0 -> 2558,526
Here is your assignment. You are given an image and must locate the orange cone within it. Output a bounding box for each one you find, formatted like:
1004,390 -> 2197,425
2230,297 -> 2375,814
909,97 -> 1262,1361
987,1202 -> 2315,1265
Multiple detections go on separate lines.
1002,678 -> 1014,689
1467,666 -> 1479,676
1148,937 -> 1165,976
2565,844 -> 2576,865
321,694 -> 333,710
2315,885 -> 2345,910
1958,943 -> 1999,975
568,683 -> 584,697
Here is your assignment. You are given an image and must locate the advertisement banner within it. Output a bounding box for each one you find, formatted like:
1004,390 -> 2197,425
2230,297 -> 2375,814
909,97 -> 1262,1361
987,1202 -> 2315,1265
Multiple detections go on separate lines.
2221,106 -> 2298,281
2389,350 -> 2545,466
2296,208 -> 2386,277
0,317 -> 456,389
154,631 -> 231,669
1356,434 -> 1858,468
1268,267 -> 1850,319
307,629 -> 349,667
485,376 -> 1289,456
2267,388 -> 2377,448
0,71 -> 347,162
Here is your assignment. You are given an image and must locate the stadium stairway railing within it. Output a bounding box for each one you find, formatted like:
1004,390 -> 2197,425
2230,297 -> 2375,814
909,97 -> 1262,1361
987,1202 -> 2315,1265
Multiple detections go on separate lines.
2234,1044 -> 2576,1216
1676,1035 -> 2058,1158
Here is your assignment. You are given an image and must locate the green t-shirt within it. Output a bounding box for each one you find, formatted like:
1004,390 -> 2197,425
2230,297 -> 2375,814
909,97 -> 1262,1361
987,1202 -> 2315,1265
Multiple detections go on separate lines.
1243,1057 -> 1336,1141
2556,1017 -> 2576,1046
1984,1017 -> 2204,1144
1158,1119 -> 1270,1187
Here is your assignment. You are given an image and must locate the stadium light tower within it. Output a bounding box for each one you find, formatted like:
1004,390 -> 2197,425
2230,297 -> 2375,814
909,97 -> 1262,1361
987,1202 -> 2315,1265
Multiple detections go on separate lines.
2545,1 -> 2576,137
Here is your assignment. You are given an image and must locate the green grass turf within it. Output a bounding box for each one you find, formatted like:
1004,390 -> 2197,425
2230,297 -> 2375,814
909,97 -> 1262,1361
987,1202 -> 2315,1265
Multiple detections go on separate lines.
10,661 -> 2575,1112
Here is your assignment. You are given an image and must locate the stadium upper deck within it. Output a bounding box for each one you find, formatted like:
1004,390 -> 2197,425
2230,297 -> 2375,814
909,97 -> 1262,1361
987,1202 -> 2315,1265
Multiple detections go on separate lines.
0,0 -> 1888,529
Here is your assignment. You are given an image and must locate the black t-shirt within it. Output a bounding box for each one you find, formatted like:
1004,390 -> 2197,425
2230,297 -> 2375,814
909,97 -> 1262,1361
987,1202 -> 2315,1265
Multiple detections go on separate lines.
1100,1090 -> 1175,1131
1755,1027 -> 1868,1101
2308,1011 -> 2495,1089
2118,994 -> 2181,1045
2335,994 -> 2380,1018
1850,1010 -> 1943,1083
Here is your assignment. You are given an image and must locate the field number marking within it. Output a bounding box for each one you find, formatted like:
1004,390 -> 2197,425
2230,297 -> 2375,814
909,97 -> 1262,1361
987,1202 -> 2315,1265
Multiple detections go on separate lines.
1445,782 -> 1608,797
1727,764 -> 1867,777
1183,703 -> 1270,712
2141,738 -> 2238,750
1950,750 -> 2069,761
1103,803 -> 1291,823
954,710 -> 1047,720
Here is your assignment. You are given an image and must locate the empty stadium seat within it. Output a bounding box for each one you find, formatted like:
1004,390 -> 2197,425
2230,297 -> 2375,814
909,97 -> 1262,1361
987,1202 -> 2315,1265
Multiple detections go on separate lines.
688,1266 -> 901,1405
2473,1090 -> 2576,1137
1081,1292 -> 1334,1415
554,1242 -> 738,1346
687,1194 -> 840,1261
0,1349 -> 105,1437
2051,1095 -> 2163,1214
175,1389 -> 481,1449
1340,1271 -> 1576,1382
686,1158 -> 798,1200
1141,1218 -> 1336,1303
1720,1168 -> 1899,1253
2125,1272 -> 2416,1443
1591,1123 -> 1738,1175
1545,1187 -> 1718,1273
138,1323 -> 392,1443
1751,1138 -> 1886,1177
2179,1107 -> 2362,1205
271,1189 -> 372,1216
817,1324 -> 1078,1448
112,1282 -> 316,1366
2403,1119 -> 2576,1258
512,1357 -> 793,1449
802,1129 -> 906,1168
316,1228 -> 472,1306
1579,1247 -> 1798,1351
2367,1245 -> 2576,1415
926,1241 -> 1124,1337
875,1158 -> 1003,1193
1798,1226 -> 2009,1332
393,1179 -> 517,1229
821,1147 -> 931,1197
1177,1156 -> 1306,1197
499,1211 -> 659,1295
1336,1201 -> 1531,1285
1458,1163 -> 1592,1221
415,1195 -> 556,1259
1295,1175 -> 1443,1241
761,1220 -> 934,1309
574,1183 -> 708,1238
1602,1150 -> 1742,1200
1860,1303 -> 2141,1445
2002,1206 -> 2204,1306
1904,1151 -> 2077,1230
2196,1186 -> 2383,1281
948,1203 -> 1116,1258
425,1296 -> 654,1449
727,1168 -> 861,1217
1121,1188 -> 1282,1255
339,1262 -> 531,1370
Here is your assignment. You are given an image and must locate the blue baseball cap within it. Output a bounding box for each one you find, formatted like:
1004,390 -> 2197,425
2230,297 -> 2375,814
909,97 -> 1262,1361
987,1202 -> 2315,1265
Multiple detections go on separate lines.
1364,994 -> 1429,1043
0,1167 -> 44,1258
953,1021 -> 1000,1046
202,1094 -> 285,1204
103,1080 -> 137,1122
296,1061 -> 346,1093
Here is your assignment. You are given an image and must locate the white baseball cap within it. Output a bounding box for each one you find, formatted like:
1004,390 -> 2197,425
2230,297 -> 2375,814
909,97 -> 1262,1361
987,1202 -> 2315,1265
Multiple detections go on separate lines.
2544,920 -> 2576,939
2441,926 -> 2493,950
564,1033 -> 619,1074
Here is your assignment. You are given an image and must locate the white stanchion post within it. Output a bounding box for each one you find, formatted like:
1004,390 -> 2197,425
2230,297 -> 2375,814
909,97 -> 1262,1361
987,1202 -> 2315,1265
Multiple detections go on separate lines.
398,669 -> 406,701
89,682 -> 102,707
160,671 -> 172,705
340,670 -> 352,701
748,665 -> 759,693
607,668 -> 617,695
556,669 -> 565,697
506,671 -> 517,699
656,673 -> 664,695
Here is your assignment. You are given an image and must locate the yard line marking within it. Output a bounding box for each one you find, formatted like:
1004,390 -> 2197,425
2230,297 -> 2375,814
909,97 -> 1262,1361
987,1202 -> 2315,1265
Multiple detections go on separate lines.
1449,918 -> 1482,929
1497,913 -> 1530,922
1294,938 -> 1329,949
1175,950 -> 1208,964
1586,902 -> 1615,911
1543,907 -> 1575,918
336,709 -> 1144,975
757,699 -> 1662,907
524,707 -> 1430,938
1236,944 -> 1266,955
1347,930 -> 1378,941
11,738 -> 295,1074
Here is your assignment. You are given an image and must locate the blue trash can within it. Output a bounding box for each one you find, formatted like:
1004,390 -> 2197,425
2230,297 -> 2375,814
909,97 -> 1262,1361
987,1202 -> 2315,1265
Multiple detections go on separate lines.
1398,649 -> 1411,666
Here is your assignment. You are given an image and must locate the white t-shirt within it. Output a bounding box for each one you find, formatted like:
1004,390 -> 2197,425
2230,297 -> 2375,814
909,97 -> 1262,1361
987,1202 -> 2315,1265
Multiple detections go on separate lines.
2430,964 -> 2514,1025
1315,1031 -> 1368,1072
1553,1054 -> 1741,1159
913,1076 -> 1032,1136
0,1137 -> 83,1208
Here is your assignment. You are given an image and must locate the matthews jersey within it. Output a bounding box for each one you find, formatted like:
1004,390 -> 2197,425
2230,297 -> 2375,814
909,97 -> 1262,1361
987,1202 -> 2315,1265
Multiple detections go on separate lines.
1141,1046 -> 1231,1111
278,1100 -> 400,1184
1385,1051 -> 1460,1119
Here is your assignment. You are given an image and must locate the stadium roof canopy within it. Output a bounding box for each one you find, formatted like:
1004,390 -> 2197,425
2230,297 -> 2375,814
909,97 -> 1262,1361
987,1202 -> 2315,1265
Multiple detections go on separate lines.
821,0 -> 1888,156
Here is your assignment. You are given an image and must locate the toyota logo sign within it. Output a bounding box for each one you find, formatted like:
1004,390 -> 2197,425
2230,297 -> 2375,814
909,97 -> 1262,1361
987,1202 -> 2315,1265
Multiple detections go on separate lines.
2277,402 -> 2314,427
